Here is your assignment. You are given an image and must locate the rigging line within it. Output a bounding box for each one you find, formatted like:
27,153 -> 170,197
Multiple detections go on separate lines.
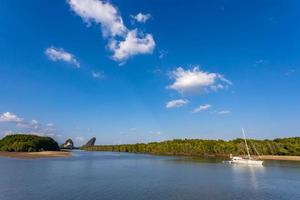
242,128 -> 251,159
251,142 -> 261,159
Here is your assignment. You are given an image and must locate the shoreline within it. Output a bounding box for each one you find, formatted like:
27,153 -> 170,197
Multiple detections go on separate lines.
0,151 -> 71,159
169,154 -> 300,161
1,150 -> 300,161
84,150 -> 300,161
257,155 -> 300,161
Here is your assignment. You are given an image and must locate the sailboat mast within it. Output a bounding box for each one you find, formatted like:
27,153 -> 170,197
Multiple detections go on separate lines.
242,128 -> 251,159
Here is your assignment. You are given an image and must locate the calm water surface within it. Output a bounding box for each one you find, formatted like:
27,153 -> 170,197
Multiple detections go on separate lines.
0,151 -> 300,200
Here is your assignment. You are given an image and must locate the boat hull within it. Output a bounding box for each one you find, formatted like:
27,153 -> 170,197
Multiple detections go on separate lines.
229,159 -> 263,165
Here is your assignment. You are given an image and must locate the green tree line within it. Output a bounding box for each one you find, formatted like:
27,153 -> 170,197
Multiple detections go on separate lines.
81,137 -> 300,156
0,134 -> 60,152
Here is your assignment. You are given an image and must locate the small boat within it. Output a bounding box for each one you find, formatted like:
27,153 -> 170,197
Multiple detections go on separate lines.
226,128 -> 264,165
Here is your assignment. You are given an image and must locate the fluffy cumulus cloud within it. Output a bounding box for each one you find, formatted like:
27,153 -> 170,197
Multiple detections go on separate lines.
131,13 -> 151,23
0,112 -> 23,123
45,47 -> 80,68
193,104 -> 212,113
168,67 -> 231,94
67,0 -> 155,63
166,99 -> 189,109
0,112 -> 59,138
109,29 -> 155,62
68,0 -> 126,37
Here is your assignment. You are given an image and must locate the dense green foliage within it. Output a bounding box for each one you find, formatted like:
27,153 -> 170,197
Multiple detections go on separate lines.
0,134 -> 60,152
82,137 -> 300,156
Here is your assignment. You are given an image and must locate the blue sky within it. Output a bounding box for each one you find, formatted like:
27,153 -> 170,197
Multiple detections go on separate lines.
0,0 -> 299,145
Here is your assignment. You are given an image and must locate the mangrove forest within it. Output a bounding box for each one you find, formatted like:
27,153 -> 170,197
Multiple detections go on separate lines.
0,134 -> 60,152
81,137 -> 300,157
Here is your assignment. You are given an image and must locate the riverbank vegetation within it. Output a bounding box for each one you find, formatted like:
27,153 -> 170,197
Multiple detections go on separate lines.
82,137 -> 300,157
0,134 -> 60,152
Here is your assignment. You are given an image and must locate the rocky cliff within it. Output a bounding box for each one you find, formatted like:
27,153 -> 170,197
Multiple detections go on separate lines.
84,137 -> 96,147
62,138 -> 74,149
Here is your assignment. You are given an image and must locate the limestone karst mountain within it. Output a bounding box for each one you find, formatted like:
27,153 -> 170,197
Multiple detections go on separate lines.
62,138 -> 74,149
84,137 -> 96,147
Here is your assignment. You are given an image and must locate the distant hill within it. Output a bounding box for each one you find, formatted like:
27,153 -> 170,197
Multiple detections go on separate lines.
81,137 -> 300,157
61,138 -> 74,149
83,137 -> 96,147
0,134 -> 60,152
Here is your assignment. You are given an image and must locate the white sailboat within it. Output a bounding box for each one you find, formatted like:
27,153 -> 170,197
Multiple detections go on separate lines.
227,128 -> 264,165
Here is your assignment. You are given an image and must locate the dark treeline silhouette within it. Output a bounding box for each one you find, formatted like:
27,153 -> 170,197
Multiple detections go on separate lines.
0,134 -> 60,152
81,137 -> 300,156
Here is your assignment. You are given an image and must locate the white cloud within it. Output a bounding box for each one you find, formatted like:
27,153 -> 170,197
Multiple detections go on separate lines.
29,119 -> 40,130
168,67 -> 231,94
68,0 -> 126,37
2,131 -> 59,138
67,0 -> 155,63
193,104 -> 212,113
92,71 -> 104,79
45,47 -> 80,68
131,13 -> 151,23
166,99 -> 189,109
0,112 -> 60,138
0,112 -> 23,123
217,110 -> 231,115
110,29 -> 155,62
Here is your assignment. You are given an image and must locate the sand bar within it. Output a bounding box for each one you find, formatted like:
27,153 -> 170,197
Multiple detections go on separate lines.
258,155 -> 300,161
0,151 -> 71,159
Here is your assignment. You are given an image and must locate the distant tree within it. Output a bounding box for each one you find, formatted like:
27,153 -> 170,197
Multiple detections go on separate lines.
81,137 -> 300,156
0,134 -> 60,152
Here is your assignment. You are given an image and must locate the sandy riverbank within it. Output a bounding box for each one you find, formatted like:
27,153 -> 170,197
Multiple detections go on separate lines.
0,151 -> 71,159
156,153 -> 300,161
155,153 -> 300,161
256,155 -> 300,161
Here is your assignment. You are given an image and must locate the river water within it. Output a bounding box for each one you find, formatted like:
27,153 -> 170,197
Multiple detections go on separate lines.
0,151 -> 299,200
